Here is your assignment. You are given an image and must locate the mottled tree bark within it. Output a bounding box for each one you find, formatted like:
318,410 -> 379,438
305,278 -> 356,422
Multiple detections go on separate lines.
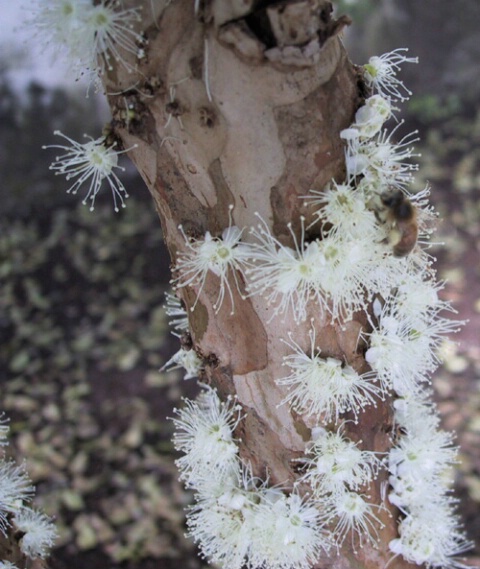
0,533 -> 25,567
103,1 -> 416,568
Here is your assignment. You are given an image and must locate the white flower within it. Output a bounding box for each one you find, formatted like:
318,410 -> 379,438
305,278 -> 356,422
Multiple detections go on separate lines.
43,131 -> 134,212
304,180 -> 378,239
277,328 -> 382,423
246,215 -> 324,323
388,474 -> 438,514
388,395 -> 464,541
12,508 -> 57,559
390,273 -> 450,327
388,429 -> 457,489
87,2 -> 144,76
188,496 -> 252,569
172,388 -> 242,488
344,124 -> 419,191
365,315 -> 439,395
161,346 -> 203,380
329,489 -> 384,550
298,429 -> 382,495
390,402 -> 471,565
388,398 -> 458,497
172,209 -> 252,315
0,561 -> 19,569
366,293 -> 464,396
345,95 -> 393,139
0,461 -> 35,534
250,491 -> 332,569
29,1 -> 144,82
186,465 -> 261,569
313,231 -> 394,319
389,506 -> 472,569
247,214 -> 397,322
250,213 -> 413,321
163,292 -> 189,335
188,463 -> 331,569
29,0 -> 93,77
364,48 -> 419,102
393,397 -> 441,438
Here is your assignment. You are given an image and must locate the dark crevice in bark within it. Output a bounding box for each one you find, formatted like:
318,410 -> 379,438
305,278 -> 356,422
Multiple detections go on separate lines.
218,0 -> 348,54
245,5 -> 277,48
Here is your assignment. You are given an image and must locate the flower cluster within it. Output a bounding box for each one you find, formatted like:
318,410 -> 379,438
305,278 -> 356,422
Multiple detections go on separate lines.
31,0 -> 146,211
364,278 -> 463,396
30,0 -> 145,83
0,461 -> 34,534
242,91 -> 424,323
387,398 -> 472,568
164,49 -> 471,568
342,125 -> 419,191
12,508 -> 58,560
172,388 -> 332,569
246,210 -> 404,321
31,0 -> 148,211
172,388 -> 243,487
297,428 -> 384,549
0,417 -> 57,564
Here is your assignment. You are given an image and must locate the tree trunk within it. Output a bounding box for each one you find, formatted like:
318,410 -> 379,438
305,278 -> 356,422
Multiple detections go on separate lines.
103,1 -> 414,567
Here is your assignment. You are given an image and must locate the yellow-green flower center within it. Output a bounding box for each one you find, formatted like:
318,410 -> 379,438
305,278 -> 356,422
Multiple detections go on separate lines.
217,246 -> 230,260
364,63 -> 377,78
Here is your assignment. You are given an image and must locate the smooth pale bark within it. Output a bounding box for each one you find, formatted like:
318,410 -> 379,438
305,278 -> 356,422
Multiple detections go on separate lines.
102,2 -> 417,568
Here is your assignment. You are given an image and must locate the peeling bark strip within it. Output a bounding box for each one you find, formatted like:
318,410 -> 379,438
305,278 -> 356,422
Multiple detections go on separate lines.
104,2 -> 410,568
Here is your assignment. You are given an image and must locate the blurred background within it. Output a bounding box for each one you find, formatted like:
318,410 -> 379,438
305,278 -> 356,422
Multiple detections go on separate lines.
0,1 -> 479,568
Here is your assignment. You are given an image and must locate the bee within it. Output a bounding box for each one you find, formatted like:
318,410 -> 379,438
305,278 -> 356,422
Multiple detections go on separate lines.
373,189 -> 418,257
